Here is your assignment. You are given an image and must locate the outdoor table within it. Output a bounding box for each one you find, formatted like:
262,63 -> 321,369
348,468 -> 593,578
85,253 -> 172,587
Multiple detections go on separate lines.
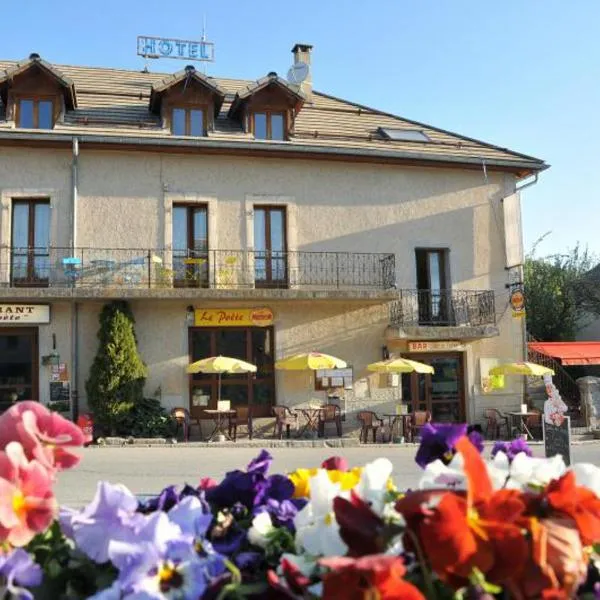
203,409 -> 236,442
383,413 -> 411,443
508,411 -> 537,440
297,408 -> 324,438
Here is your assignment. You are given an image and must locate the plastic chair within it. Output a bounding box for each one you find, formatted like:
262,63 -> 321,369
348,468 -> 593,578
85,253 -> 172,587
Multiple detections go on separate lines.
483,408 -> 509,439
409,410 -> 432,443
318,404 -> 342,437
228,406 -> 253,441
272,405 -> 299,439
171,407 -> 201,442
357,411 -> 384,443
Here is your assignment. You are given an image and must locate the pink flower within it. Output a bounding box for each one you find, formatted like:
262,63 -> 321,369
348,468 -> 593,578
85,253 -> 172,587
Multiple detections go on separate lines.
199,477 -> 218,490
0,443 -> 57,546
0,401 -> 87,472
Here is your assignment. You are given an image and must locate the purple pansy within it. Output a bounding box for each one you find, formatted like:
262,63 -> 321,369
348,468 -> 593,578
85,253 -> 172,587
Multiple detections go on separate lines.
0,548 -> 42,600
61,482 -> 147,564
491,438 -> 533,462
415,423 -> 468,468
467,430 -> 485,454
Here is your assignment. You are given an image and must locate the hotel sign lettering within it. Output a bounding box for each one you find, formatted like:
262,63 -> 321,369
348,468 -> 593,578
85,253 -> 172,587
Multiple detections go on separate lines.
194,308 -> 273,327
0,304 -> 50,324
137,36 -> 215,62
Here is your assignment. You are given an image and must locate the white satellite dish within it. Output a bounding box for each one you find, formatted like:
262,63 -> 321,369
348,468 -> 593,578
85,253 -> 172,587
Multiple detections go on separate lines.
287,61 -> 309,84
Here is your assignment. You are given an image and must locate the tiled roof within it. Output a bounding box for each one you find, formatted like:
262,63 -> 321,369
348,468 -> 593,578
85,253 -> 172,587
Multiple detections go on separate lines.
0,59 -> 547,173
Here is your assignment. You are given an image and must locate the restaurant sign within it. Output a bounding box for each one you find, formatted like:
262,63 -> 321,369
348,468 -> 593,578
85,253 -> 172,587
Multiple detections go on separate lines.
137,35 -> 215,62
408,340 -> 464,352
194,308 -> 273,327
0,304 -> 50,323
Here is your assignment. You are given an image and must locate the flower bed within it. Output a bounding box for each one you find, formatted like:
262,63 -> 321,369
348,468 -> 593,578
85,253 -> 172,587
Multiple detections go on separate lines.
0,404 -> 598,598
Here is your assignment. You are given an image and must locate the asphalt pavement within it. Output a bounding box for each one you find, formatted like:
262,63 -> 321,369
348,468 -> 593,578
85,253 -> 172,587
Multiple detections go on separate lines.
54,443 -> 600,507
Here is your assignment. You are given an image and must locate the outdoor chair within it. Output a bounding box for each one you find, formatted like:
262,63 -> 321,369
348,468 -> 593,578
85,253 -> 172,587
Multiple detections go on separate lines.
483,408 -> 509,440
357,411 -> 384,443
318,403 -> 342,437
526,411 -> 543,440
272,405 -> 299,439
408,410 -> 432,443
171,407 -> 202,442
228,406 -> 253,441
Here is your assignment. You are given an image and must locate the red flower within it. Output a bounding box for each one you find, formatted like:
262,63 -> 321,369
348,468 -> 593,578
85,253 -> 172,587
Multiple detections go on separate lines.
319,555 -> 424,600
396,436 -> 529,588
333,491 -> 388,557
267,558 -> 312,599
321,456 -> 349,472
199,477 -> 218,490
0,401 -> 87,472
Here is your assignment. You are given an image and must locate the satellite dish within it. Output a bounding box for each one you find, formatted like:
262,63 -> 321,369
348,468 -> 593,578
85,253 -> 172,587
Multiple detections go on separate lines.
287,61 -> 309,84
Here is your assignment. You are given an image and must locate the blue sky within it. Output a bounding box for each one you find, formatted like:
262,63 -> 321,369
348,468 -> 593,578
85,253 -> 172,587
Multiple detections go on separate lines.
2,1 -> 598,258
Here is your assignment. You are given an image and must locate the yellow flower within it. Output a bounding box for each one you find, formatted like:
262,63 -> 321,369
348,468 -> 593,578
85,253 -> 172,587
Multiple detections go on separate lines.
288,467 -> 363,498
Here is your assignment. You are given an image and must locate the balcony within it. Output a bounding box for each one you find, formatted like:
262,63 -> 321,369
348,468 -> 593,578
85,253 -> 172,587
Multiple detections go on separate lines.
0,246 -> 396,301
387,289 -> 499,340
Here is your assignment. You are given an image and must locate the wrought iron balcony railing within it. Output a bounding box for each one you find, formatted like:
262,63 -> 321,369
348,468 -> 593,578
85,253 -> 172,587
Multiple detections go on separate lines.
0,247 -> 396,291
389,289 -> 496,327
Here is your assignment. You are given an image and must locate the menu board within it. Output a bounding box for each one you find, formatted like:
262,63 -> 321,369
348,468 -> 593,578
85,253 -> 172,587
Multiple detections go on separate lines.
543,416 -> 571,466
49,381 -> 70,403
315,368 -> 353,391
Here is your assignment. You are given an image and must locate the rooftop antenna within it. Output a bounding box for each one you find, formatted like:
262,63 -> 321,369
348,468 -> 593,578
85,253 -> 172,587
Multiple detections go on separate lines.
201,15 -> 208,75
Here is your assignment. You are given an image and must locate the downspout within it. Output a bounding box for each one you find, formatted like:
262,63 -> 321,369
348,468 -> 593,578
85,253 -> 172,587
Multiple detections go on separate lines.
70,138 -> 79,421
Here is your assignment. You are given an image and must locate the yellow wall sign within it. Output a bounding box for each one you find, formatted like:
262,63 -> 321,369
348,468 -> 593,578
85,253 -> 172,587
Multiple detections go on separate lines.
194,307 -> 274,327
510,289 -> 526,318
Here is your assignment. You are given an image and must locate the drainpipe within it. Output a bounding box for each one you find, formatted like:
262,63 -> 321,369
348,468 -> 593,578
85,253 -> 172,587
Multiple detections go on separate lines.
70,138 -> 79,421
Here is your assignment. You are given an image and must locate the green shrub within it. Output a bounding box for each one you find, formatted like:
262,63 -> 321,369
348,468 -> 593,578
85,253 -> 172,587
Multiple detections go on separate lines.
110,398 -> 176,438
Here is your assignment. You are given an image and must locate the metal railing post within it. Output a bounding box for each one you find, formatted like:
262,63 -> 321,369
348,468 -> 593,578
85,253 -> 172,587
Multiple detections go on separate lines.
147,249 -> 152,289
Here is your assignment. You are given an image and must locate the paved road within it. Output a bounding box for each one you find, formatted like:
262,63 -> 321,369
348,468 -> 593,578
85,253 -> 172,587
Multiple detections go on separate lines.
55,443 -> 600,507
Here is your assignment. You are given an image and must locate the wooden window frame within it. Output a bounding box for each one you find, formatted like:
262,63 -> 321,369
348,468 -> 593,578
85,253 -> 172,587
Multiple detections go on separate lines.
170,105 -> 208,137
14,96 -> 55,129
172,203 -> 209,288
251,110 -> 288,140
253,205 -> 288,288
11,198 -> 50,287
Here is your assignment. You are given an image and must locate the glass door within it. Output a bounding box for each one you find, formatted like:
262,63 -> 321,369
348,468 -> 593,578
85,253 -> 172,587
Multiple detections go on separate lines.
172,205 -> 208,287
11,200 -> 50,286
404,353 -> 465,422
254,206 -> 287,288
415,249 -> 450,324
0,328 -> 38,412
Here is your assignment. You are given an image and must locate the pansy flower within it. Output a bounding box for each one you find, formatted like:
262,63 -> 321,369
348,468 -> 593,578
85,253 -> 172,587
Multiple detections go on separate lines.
0,547 -> 43,600
414,422 -> 467,469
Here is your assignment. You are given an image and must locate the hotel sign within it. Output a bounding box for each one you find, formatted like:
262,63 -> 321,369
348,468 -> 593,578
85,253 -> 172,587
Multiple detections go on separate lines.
408,340 -> 464,352
0,304 -> 50,323
194,308 -> 273,327
137,35 -> 215,62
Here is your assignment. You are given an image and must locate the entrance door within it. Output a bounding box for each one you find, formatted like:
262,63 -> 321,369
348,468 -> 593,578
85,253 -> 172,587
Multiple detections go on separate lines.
0,327 -> 38,412
401,353 -> 465,422
188,326 -> 275,418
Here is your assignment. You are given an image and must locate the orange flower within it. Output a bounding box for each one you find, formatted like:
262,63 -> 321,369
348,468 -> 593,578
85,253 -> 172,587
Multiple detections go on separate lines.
319,555 -> 424,600
396,436 -> 529,588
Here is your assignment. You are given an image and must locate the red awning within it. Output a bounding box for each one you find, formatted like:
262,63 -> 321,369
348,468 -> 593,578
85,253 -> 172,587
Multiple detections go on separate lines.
529,341 -> 600,366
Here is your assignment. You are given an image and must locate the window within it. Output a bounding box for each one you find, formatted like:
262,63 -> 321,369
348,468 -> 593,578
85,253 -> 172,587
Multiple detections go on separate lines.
415,249 -> 450,324
11,199 -> 50,286
254,206 -> 287,287
172,204 -> 208,287
252,111 -> 286,141
16,98 -> 54,129
171,107 -> 206,136
379,128 -> 430,142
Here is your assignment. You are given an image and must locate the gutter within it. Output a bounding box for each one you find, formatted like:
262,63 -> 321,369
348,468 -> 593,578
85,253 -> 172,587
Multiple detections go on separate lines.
0,130 -> 549,175
70,137 -> 80,422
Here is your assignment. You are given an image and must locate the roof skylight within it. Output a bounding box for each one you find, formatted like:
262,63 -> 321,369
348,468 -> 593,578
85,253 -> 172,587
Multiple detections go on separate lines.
379,127 -> 431,142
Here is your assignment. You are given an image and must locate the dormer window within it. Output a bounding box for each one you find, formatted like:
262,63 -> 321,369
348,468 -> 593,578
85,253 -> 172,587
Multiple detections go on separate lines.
252,111 -> 285,141
17,98 -> 54,129
171,106 -> 206,136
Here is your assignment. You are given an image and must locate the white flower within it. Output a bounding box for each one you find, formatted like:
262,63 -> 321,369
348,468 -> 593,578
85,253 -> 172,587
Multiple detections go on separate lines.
294,469 -> 348,557
248,512 -> 275,549
569,463 -> 600,495
355,457 -> 393,515
509,453 -> 566,488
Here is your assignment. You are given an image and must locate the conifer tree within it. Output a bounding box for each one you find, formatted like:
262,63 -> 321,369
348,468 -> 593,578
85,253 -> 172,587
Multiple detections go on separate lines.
85,301 -> 147,432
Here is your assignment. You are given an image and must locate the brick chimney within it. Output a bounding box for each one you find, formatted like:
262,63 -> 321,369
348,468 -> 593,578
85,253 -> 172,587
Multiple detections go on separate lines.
291,43 -> 313,99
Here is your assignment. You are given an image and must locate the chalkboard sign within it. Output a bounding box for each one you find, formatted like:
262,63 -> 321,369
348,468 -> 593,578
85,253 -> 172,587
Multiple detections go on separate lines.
49,381 -> 70,403
543,416 -> 571,466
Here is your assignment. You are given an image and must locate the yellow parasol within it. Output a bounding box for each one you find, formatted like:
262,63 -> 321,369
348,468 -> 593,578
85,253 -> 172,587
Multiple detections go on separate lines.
187,356 -> 257,402
488,362 -> 554,377
367,357 -> 435,374
275,352 -> 347,371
